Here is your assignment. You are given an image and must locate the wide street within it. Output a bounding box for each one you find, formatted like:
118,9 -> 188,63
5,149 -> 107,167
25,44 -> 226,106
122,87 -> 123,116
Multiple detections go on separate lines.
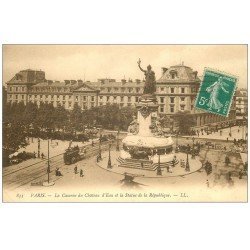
3,135 -> 247,202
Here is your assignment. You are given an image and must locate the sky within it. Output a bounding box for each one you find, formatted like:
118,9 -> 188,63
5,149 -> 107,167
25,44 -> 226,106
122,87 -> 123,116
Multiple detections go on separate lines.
3,45 -> 247,88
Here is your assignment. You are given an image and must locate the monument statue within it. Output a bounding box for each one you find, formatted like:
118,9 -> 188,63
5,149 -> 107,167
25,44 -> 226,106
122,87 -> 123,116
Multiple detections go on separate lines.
137,58 -> 156,95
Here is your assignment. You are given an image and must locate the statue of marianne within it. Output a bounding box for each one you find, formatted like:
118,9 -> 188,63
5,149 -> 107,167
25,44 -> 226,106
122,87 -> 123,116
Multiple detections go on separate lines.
137,58 -> 156,95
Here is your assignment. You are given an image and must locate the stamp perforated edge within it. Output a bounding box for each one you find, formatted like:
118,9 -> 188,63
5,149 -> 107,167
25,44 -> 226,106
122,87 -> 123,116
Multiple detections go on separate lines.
194,67 -> 239,118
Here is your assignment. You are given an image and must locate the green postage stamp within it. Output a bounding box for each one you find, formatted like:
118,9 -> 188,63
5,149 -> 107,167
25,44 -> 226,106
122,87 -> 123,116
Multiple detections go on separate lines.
195,68 -> 238,117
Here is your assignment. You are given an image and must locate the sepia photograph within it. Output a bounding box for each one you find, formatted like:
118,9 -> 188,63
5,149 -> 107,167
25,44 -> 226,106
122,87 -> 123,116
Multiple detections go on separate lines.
2,44 -> 248,202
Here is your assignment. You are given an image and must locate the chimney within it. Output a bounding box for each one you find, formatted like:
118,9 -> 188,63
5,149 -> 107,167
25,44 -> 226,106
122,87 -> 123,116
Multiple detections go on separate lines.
47,80 -> 53,85
77,80 -> 83,84
70,80 -> 77,84
135,79 -> 141,84
64,80 -> 70,85
121,79 -> 126,84
193,71 -> 198,79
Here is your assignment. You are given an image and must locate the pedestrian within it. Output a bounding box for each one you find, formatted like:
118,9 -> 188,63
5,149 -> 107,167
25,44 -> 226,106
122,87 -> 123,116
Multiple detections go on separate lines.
80,169 -> 84,177
226,137 -> 229,142
74,165 -> 78,174
166,165 -> 170,172
239,170 -> 243,179
41,153 -> 45,159
225,156 -> 230,166
206,179 -> 209,188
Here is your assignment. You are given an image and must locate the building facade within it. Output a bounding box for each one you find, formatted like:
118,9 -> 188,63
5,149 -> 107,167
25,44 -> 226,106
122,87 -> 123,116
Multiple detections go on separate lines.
6,65 -> 236,128
235,88 -> 248,122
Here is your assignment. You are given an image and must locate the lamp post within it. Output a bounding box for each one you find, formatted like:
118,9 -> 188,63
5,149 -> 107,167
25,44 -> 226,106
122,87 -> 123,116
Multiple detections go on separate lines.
98,133 -> 102,160
38,137 -> 40,158
185,150 -> 190,172
116,129 -> 120,151
107,143 -> 112,168
157,154 -> 162,176
175,131 -> 179,152
43,128 -> 54,186
191,137 -> 195,159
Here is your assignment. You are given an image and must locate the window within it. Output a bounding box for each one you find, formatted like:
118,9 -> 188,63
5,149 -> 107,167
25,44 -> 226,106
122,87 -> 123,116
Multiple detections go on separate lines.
35,95 -> 37,98
170,106 -> 174,113
180,105 -> 185,111
69,102 -> 72,108
91,96 -> 95,102
22,87 -> 25,91
16,95 -> 18,99
83,96 -> 87,101
107,96 -> 110,101
9,87 -> 12,91
170,88 -> 174,93
191,105 -> 193,110
99,96 -> 103,100
63,96 -> 65,100
181,87 -> 185,94
135,97 -> 139,102
180,97 -> 185,102
40,95 -> 42,99
22,95 -> 24,99
160,106 -> 164,112
128,88 -> 133,93
9,94 -> 12,99
128,97 -> 131,102
108,88 -> 111,93
76,96 -> 79,101
136,88 -> 140,93
160,97 -> 164,103
170,97 -> 175,103
121,97 -> 124,102
16,87 -> 18,91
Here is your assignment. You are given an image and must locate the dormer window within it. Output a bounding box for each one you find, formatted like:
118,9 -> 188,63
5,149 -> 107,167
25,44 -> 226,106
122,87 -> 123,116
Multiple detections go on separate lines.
16,74 -> 22,80
170,70 -> 178,79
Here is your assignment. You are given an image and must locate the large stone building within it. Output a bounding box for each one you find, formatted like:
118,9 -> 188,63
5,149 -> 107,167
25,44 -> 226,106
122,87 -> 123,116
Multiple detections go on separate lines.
235,88 -> 247,122
6,64 -> 236,128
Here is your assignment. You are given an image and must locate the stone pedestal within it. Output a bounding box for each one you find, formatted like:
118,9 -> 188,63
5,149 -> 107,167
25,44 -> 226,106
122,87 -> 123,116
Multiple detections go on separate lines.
119,94 -> 174,168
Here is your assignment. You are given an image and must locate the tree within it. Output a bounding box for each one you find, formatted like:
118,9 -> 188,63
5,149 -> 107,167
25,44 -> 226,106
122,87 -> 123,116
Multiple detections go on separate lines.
23,102 -> 38,125
53,104 -> 68,131
34,103 -> 55,131
3,122 -> 28,166
70,103 -> 82,131
175,111 -> 196,134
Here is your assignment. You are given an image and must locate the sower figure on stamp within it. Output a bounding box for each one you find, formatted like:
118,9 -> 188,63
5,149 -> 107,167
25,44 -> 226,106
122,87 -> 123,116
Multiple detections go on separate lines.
206,76 -> 229,112
137,58 -> 156,95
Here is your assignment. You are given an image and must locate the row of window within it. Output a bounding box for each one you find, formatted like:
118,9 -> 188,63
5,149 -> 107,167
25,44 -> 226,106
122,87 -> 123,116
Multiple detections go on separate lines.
9,86 -> 25,92
30,87 -> 71,93
100,87 -> 142,93
9,94 -> 190,104
159,104 -> 194,113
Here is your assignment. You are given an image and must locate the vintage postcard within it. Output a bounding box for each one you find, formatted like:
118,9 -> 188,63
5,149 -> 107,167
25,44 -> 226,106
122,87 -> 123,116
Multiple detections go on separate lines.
2,45 -> 248,202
